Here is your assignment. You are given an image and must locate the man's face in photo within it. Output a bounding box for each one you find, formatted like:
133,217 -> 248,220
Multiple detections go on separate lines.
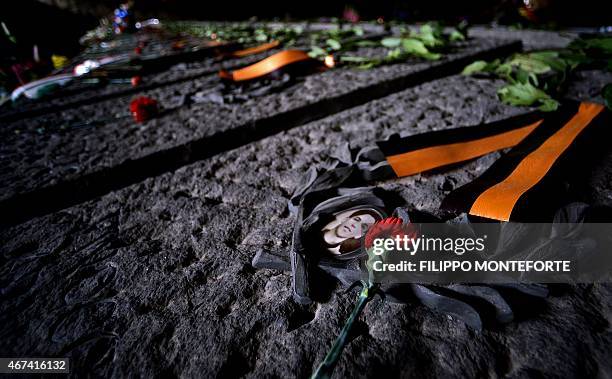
321,208 -> 381,255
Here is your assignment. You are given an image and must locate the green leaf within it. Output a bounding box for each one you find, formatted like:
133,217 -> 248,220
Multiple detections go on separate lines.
339,55 -> 370,63
386,47 -> 404,60
450,29 -> 466,42
419,24 -> 435,35
339,55 -> 381,69
401,38 -> 441,60
381,37 -> 401,48
581,37 -> 612,54
326,38 -> 341,51
538,98 -> 561,112
508,54 -> 552,74
456,35 -> 611,111
413,23 -> 444,48
495,62 -> 513,80
560,51 -> 590,69
527,51 -> 568,72
462,59 -> 501,75
254,33 -> 268,42
462,61 -> 488,75
497,82 -> 539,106
603,84 -> 612,111
497,82 -> 559,111
421,52 -> 441,60
402,38 -> 428,54
355,40 -> 378,47
358,62 -> 378,69
515,68 -> 538,86
308,46 -> 327,58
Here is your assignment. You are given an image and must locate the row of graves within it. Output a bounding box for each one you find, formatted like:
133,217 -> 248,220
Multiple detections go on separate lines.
1,12 -> 612,378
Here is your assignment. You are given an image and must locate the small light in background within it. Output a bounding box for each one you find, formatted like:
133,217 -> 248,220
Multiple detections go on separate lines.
324,55 -> 335,68
136,19 -> 160,29
74,60 -> 100,76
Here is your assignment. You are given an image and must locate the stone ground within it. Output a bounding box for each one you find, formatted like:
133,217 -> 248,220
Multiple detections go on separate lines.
0,36 -> 517,218
1,26 -> 611,378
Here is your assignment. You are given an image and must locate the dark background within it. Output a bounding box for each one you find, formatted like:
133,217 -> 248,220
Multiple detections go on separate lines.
1,0 -> 611,60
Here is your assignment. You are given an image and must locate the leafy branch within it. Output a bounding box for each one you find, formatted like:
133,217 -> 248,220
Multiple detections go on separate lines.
164,22 -> 304,46
321,22 -> 468,69
462,36 -> 612,111
307,26 -> 365,54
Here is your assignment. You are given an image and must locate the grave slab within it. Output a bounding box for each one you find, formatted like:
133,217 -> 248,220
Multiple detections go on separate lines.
0,37 -> 521,226
2,72 -> 611,377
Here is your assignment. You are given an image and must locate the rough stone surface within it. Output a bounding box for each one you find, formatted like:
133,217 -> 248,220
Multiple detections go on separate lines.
468,26 -> 577,50
0,37 -> 516,203
566,69 -> 612,104
2,70 -> 611,378
0,46 -> 282,120
1,26 -> 360,121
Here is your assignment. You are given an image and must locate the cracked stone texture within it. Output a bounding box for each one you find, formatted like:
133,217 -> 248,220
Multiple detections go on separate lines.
1,71 -> 611,378
0,37 -> 515,203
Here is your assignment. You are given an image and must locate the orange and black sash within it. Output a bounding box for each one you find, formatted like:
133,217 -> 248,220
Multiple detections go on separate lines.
374,101 -> 609,221
376,111 -> 545,178
441,102 -> 609,221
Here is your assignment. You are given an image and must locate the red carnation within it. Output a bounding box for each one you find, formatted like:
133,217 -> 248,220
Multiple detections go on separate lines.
131,75 -> 142,87
364,217 -> 417,250
130,96 -> 158,123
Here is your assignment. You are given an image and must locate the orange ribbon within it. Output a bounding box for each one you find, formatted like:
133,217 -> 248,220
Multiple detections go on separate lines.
386,120 -> 543,177
228,40 -> 280,58
219,50 -> 316,82
469,102 -> 604,221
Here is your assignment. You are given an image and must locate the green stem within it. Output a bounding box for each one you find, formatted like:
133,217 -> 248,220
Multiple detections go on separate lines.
311,283 -> 374,379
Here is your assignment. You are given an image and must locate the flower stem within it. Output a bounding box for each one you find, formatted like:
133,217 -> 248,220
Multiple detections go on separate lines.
311,283 -> 374,379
